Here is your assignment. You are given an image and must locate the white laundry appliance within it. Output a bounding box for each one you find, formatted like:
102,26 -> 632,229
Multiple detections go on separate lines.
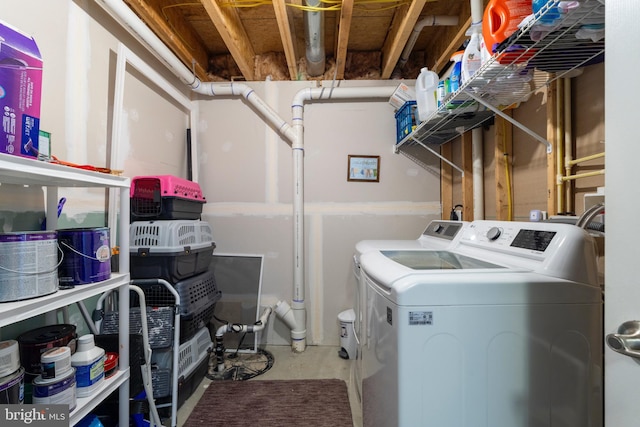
359,220 -> 603,427
352,220 -> 468,401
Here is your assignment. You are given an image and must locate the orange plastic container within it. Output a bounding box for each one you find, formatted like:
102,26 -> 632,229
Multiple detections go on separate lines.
483,0 -> 532,63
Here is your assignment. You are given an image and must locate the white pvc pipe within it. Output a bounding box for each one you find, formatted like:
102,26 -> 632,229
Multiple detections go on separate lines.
470,0 -> 484,26
472,127 -> 484,220
398,16 -> 460,68
96,0 -> 396,353
564,77 -> 573,214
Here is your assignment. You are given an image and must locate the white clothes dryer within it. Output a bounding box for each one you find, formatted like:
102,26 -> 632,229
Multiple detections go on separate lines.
359,220 -> 603,427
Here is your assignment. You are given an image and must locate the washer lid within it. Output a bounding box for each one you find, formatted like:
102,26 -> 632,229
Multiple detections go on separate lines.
380,250 -> 504,270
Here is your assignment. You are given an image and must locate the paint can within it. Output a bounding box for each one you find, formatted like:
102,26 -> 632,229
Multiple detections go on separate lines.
0,340 -> 20,378
0,231 -> 58,302
17,324 -> 77,382
40,346 -> 72,380
0,367 -> 25,404
57,227 -> 111,286
32,367 -> 76,411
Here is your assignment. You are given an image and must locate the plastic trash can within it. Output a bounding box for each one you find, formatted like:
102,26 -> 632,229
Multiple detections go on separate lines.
338,309 -> 356,360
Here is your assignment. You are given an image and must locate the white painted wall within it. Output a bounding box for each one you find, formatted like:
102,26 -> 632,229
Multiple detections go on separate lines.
197,81 -> 441,344
2,1 -> 442,346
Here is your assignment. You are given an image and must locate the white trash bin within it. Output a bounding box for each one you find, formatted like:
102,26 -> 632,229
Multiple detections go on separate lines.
338,309 -> 356,359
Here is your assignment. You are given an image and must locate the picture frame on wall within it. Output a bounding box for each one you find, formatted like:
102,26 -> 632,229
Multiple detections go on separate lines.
347,155 -> 380,182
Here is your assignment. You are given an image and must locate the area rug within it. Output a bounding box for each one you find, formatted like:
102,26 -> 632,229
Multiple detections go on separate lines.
183,379 -> 353,427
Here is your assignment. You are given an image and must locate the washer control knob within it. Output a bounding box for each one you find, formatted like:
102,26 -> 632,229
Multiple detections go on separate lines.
433,224 -> 444,233
486,227 -> 502,241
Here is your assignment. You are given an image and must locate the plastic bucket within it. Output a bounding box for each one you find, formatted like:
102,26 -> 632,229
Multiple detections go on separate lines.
58,227 -> 111,286
0,231 -> 58,302
32,367 -> 76,411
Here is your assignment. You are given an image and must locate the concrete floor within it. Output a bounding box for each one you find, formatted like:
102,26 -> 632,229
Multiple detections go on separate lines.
174,345 -> 362,427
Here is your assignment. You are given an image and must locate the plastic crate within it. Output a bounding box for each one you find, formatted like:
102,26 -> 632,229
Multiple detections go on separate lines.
130,175 -> 205,221
395,100 -> 418,143
151,327 -> 212,398
180,303 -> 216,343
101,306 -> 174,349
130,220 -> 214,248
137,269 -> 222,319
129,221 -> 216,282
130,243 -> 215,283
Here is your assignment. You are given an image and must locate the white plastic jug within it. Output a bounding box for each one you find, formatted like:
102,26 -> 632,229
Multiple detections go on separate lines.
415,67 -> 438,122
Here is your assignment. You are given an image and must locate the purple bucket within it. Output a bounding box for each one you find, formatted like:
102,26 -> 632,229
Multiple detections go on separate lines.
57,227 -> 111,286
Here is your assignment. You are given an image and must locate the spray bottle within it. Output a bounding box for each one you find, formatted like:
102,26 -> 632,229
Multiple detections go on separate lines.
461,25 -> 484,85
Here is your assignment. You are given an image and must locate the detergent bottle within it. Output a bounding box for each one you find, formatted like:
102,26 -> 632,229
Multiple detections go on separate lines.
415,67 -> 438,122
483,0 -> 532,61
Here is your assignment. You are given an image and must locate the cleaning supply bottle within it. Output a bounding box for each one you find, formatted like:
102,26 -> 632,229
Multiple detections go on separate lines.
70,334 -> 105,398
449,51 -> 464,92
415,67 -> 438,122
461,29 -> 484,85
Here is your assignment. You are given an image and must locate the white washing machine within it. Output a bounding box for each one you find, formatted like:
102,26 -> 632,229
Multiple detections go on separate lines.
352,220 -> 468,402
359,220 -> 603,427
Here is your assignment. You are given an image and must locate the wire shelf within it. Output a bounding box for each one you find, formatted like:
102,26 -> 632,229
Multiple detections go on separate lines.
396,0 -> 605,150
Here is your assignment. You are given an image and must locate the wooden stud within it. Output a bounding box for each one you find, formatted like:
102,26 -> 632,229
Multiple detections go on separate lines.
461,131 -> 474,221
441,142 -> 453,220
495,112 -> 513,220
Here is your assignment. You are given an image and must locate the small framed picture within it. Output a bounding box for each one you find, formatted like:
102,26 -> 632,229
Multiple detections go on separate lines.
347,155 -> 380,182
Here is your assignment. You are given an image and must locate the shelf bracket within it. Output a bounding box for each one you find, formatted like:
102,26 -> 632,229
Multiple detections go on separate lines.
409,136 -> 465,176
465,91 -> 553,154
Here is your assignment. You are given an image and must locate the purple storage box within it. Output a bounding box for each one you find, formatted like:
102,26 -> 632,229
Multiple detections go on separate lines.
0,20 -> 42,158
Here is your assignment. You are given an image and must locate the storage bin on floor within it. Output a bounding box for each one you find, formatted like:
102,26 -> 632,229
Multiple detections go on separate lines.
150,328 -> 212,399
130,175 -> 206,222
129,220 -> 216,282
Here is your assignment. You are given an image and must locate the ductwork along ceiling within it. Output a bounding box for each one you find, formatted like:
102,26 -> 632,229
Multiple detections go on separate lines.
122,0 -> 481,82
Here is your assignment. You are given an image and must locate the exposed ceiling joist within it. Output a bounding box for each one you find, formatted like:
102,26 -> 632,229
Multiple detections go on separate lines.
123,0 -> 473,82
124,0 -> 210,82
333,0 -> 354,80
431,16 -> 471,74
380,0 -> 428,79
272,0 -> 298,80
201,0 -> 256,81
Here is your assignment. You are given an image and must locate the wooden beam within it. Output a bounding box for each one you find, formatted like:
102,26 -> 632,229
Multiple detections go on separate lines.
273,0 -> 299,80
201,0 -> 255,81
380,0 -> 427,79
334,0 -> 354,80
495,112 -> 513,220
441,142 -> 453,220
124,0 -> 210,82
546,78 -> 559,215
431,16 -> 471,75
461,131 -> 474,221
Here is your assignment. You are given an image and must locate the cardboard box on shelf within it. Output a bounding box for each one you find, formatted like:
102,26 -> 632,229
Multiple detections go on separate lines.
0,20 -> 43,158
388,82 -> 416,111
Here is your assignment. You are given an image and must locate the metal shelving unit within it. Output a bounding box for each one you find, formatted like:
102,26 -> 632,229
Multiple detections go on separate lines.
0,152 -> 131,426
395,0 -> 605,158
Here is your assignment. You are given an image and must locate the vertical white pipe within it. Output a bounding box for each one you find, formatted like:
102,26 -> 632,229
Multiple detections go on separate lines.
470,0 -> 484,25
564,77 -> 573,213
472,127 -> 484,219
